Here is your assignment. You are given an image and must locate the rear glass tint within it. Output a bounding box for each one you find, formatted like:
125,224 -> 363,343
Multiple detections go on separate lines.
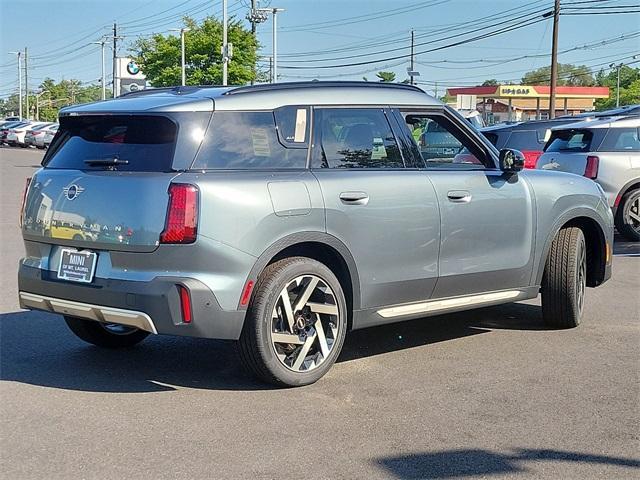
504,130 -> 543,151
192,111 -> 307,169
482,132 -> 499,147
598,127 -> 640,152
43,115 -> 177,172
545,129 -> 593,153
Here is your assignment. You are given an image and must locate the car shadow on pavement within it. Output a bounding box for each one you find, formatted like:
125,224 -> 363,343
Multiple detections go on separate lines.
0,302 -> 546,393
376,448 -> 640,479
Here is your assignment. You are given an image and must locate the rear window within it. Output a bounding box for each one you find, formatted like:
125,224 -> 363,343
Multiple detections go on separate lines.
598,127 -> 640,152
482,132 -> 499,147
545,129 -> 593,153
43,115 -> 177,172
504,130 -> 542,151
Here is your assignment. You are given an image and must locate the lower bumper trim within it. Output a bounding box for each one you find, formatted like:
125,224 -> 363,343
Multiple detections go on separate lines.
19,291 -> 158,334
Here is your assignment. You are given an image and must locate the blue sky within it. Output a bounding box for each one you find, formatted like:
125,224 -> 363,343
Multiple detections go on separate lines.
0,0 -> 638,98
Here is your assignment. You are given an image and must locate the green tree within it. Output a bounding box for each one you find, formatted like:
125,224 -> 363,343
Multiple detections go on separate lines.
133,16 -> 258,86
375,71 -> 396,82
482,79 -> 498,86
521,63 -> 595,86
594,65 -> 640,109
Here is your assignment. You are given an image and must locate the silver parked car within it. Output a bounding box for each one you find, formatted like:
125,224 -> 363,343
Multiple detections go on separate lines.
34,123 -> 59,149
537,116 -> 640,241
24,123 -> 54,148
18,82 -> 613,386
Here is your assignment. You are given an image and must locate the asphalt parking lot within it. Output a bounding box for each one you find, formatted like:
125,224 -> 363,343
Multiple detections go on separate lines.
0,147 -> 638,480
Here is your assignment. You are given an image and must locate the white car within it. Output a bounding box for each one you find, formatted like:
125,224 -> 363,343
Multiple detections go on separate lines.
35,123 -> 59,149
536,115 -> 640,241
6,122 -> 49,147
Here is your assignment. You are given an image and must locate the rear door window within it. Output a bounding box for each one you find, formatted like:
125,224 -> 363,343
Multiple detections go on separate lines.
43,115 -> 177,172
545,129 -> 593,153
312,108 -> 404,169
598,127 -> 640,152
192,111 -> 307,169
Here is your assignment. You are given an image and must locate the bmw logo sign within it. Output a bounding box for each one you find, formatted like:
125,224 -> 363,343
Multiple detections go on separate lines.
126,61 -> 140,75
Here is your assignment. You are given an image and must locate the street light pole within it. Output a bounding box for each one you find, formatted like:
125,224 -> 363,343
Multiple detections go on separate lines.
170,28 -> 191,86
92,40 -> 107,100
8,51 -> 22,119
258,8 -> 284,83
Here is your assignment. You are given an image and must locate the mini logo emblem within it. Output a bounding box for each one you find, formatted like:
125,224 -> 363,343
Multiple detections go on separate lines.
63,184 -> 84,200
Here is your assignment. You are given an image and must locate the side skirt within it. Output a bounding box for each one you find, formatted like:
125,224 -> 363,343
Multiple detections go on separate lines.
351,286 -> 539,330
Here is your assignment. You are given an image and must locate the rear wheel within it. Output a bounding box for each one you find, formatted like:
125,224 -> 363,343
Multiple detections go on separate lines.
238,257 -> 347,387
616,188 -> 640,242
541,227 -> 587,328
64,316 -> 149,348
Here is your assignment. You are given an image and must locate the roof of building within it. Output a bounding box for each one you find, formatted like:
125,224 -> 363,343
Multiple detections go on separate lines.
447,85 -> 610,99
487,97 -> 596,111
60,81 -> 440,115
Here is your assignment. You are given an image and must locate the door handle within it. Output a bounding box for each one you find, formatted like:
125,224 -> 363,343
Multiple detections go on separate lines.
447,190 -> 472,203
339,191 -> 369,205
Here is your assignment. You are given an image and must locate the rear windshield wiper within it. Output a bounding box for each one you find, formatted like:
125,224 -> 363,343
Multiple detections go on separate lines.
84,157 -> 129,166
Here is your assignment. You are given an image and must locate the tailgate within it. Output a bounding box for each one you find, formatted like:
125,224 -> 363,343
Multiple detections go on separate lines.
22,169 -> 176,252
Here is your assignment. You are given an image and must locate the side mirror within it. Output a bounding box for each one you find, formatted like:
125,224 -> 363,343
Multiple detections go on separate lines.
499,148 -> 525,173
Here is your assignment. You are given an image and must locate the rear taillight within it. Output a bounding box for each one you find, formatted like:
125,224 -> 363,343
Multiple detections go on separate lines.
177,285 -> 193,323
521,150 -> 542,169
584,155 -> 599,179
19,177 -> 31,227
160,183 -> 198,244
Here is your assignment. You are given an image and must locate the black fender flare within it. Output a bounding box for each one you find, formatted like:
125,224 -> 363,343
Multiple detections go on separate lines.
240,231 -> 361,311
534,207 -> 611,286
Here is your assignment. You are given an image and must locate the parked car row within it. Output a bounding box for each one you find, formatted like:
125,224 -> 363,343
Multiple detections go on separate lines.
479,106 -> 640,241
0,119 -> 59,149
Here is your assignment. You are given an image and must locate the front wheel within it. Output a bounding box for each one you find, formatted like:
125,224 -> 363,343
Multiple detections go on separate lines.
541,227 -> 587,328
64,316 -> 149,348
616,188 -> 640,242
238,257 -> 348,387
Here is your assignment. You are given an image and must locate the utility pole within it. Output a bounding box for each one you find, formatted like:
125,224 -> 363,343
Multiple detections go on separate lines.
112,23 -> 118,97
548,0 -> 561,119
24,47 -> 29,119
410,30 -> 415,85
8,51 -> 22,119
247,2 -> 268,84
222,0 -> 229,85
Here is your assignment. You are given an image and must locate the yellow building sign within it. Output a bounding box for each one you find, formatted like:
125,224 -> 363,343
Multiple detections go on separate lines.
498,86 -> 538,97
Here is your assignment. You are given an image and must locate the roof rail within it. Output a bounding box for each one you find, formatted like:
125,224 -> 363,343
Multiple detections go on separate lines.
225,81 -> 425,95
118,85 -> 228,98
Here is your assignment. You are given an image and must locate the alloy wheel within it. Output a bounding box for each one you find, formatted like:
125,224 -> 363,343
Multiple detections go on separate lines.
270,274 -> 341,372
624,191 -> 640,235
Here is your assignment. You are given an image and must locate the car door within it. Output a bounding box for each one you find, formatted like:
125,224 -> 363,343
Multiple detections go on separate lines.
310,107 -> 440,310
395,107 -> 536,298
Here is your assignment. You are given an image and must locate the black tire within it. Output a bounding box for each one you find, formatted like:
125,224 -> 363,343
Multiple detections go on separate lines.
64,316 -> 149,348
615,188 -> 640,242
541,227 -> 587,329
72,234 -> 83,240
238,257 -> 348,387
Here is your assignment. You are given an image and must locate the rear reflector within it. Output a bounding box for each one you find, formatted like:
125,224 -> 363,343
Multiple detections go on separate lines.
160,183 -> 198,244
177,285 -> 192,323
584,155 -> 599,179
521,150 -> 542,169
19,177 -> 31,228
240,280 -> 255,306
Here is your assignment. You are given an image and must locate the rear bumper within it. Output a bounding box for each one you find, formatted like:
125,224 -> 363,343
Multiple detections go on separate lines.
18,264 -> 246,340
